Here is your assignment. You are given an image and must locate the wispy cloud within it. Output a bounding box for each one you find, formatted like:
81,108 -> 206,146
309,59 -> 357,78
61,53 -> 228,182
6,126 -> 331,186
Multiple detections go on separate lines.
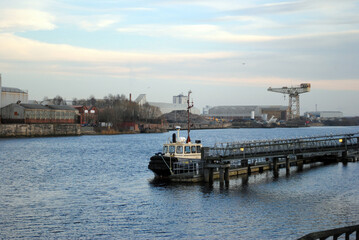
117,24 -> 280,42
0,9 -> 56,32
75,15 -> 121,31
117,23 -> 359,43
0,33 -> 237,64
140,74 -> 359,91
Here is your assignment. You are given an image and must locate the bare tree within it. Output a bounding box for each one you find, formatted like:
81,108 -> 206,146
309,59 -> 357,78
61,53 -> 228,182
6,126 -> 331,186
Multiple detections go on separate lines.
53,95 -> 65,105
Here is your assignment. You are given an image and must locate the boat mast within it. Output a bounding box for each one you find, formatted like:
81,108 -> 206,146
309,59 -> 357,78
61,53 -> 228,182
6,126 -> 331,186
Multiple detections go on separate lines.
186,90 -> 193,143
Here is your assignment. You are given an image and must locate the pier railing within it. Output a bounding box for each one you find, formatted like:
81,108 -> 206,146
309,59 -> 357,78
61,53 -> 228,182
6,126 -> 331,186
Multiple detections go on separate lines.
297,224 -> 359,240
206,132 -> 359,162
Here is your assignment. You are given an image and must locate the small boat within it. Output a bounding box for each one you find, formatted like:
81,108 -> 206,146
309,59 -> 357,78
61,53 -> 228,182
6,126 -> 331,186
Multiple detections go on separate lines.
148,91 -> 203,179
148,126 -> 202,177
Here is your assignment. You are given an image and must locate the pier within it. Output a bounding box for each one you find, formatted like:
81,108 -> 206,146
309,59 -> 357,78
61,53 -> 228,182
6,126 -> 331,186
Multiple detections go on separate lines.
170,132 -> 359,183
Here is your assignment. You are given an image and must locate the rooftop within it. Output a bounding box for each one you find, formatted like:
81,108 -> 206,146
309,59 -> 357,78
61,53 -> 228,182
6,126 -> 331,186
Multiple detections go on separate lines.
2,87 -> 28,94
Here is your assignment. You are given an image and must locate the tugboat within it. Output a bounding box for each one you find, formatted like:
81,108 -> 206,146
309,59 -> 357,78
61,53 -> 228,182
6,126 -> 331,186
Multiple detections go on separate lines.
148,91 -> 203,178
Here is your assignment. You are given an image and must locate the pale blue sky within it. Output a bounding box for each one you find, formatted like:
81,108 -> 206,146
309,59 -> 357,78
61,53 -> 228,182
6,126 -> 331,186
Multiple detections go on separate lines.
0,0 -> 358,115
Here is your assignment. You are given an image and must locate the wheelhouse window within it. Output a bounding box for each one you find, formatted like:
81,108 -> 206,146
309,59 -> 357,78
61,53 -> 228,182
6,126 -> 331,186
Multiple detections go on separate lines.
197,146 -> 201,153
191,146 -> 196,153
185,146 -> 191,154
169,146 -> 175,153
163,146 -> 168,153
176,146 -> 183,154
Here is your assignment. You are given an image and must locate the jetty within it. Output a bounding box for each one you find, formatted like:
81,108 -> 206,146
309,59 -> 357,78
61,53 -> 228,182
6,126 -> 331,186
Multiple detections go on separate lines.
168,132 -> 359,184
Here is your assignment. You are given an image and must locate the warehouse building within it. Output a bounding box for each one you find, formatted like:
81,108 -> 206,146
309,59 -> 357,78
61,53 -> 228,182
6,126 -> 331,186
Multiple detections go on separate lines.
206,105 -> 287,120
261,106 -> 287,121
0,74 -> 29,123
208,106 -> 261,119
305,111 -> 343,120
135,93 -> 200,115
1,103 -> 79,124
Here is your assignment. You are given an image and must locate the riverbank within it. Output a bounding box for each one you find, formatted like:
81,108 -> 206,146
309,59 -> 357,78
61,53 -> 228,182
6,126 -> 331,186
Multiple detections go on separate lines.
2,123 -> 358,138
0,124 -> 81,137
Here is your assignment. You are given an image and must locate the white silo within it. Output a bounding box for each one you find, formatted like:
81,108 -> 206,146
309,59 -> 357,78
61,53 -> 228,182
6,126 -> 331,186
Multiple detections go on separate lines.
251,111 -> 255,120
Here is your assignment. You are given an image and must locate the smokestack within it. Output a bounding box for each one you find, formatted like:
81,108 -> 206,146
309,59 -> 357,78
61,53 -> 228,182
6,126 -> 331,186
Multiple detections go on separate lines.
129,93 -> 132,102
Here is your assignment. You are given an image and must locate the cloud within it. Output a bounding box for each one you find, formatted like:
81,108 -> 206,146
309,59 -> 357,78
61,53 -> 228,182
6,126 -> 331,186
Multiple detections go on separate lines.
117,23 -> 359,44
0,33 -> 236,63
77,16 -> 119,31
0,9 -> 55,32
0,33 -> 237,71
220,0 -> 357,15
141,73 -> 359,91
149,0 -> 250,11
117,24 -> 280,42
229,1 -> 311,15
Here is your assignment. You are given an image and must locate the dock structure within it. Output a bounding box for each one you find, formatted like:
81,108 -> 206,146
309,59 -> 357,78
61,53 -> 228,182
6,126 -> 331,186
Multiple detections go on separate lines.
170,132 -> 359,184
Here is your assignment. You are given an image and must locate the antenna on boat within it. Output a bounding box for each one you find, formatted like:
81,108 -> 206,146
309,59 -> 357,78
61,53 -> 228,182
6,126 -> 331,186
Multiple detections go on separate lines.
186,90 -> 193,143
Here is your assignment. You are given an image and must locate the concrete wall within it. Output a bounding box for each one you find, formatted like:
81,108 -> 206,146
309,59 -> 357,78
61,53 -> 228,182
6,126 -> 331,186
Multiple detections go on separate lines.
0,124 -> 81,137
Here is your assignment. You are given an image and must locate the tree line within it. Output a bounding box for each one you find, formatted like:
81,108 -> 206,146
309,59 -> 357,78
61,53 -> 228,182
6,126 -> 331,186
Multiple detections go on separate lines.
45,94 -> 162,129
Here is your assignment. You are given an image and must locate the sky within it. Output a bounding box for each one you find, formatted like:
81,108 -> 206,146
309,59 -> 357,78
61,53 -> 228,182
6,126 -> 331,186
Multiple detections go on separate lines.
0,0 -> 359,116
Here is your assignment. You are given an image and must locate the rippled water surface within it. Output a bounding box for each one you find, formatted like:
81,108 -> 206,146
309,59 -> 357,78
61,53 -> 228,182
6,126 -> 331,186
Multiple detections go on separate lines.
1,126 -> 359,239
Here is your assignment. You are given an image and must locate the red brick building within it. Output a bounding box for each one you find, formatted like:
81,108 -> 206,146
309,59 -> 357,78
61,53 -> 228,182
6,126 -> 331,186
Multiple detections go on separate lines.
71,105 -> 98,126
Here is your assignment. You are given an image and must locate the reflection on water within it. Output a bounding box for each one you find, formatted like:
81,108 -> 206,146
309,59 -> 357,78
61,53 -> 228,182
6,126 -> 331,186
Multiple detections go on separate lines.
1,126 -> 359,239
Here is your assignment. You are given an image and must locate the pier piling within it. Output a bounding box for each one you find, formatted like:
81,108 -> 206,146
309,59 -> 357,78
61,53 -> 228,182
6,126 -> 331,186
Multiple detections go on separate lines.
286,157 -> 290,175
219,168 -> 224,186
224,167 -> 229,185
273,157 -> 279,177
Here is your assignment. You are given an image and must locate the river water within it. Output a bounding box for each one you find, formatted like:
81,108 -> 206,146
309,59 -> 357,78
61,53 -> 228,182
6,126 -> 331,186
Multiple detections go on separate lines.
1,126 -> 359,239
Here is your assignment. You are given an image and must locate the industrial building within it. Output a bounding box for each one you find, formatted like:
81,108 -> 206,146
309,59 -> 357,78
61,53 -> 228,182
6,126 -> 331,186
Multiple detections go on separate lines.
0,75 -> 29,108
305,111 -> 343,120
71,105 -> 99,125
173,93 -> 188,104
206,105 -> 287,120
1,103 -> 79,124
135,94 -> 200,115
261,106 -> 288,121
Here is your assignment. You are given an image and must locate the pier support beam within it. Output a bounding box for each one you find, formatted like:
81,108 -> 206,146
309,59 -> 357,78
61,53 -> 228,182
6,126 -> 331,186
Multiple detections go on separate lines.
297,155 -> 303,172
224,167 -> 229,186
219,168 -> 224,186
273,157 -> 279,178
297,160 -> 303,171
241,159 -> 248,168
286,157 -> 290,175
209,168 -> 213,183
204,168 -> 210,183
342,151 -> 348,165
204,168 -> 214,183
269,160 -> 273,170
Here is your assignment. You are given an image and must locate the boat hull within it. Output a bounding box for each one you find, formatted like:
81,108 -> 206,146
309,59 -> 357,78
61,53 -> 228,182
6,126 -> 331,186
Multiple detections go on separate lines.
148,155 -> 178,177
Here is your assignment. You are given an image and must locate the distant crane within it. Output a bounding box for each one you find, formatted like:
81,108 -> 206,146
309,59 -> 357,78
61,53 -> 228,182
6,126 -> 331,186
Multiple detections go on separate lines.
268,83 -> 311,120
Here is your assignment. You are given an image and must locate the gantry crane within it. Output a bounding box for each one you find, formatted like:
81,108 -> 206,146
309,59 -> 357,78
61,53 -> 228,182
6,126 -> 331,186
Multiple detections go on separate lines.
268,83 -> 311,120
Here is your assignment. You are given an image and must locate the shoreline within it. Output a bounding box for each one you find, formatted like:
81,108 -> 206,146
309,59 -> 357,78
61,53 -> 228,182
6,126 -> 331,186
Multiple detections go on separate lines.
1,124 -> 358,138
